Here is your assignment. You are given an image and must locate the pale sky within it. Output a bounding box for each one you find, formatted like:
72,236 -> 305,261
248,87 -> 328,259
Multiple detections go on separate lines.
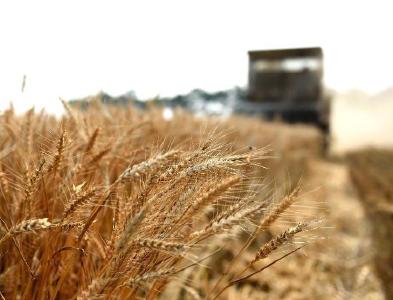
0,0 -> 392,113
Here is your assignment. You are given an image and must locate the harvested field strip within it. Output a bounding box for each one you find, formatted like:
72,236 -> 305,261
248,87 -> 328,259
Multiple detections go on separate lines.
348,149 -> 393,299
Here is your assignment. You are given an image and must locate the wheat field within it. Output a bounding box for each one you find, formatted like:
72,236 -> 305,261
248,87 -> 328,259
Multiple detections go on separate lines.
0,100 -> 389,299
0,100 -> 321,300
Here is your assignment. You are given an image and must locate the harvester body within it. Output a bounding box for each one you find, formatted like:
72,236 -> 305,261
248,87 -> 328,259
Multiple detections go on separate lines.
244,47 -> 330,133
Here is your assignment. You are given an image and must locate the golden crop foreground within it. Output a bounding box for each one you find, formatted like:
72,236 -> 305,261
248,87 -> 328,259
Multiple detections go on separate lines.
0,101 -> 321,299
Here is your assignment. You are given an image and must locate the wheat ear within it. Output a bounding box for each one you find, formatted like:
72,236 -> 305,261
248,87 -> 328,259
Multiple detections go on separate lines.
132,238 -> 189,252
47,130 -> 67,175
119,150 -> 179,182
85,127 -> 100,154
259,185 -> 300,230
179,175 -> 241,222
0,218 -> 53,246
62,189 -> 97,220
252,222 -> 307,263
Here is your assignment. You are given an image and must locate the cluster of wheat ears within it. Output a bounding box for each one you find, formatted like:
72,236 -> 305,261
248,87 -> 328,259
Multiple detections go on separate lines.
0,101 -> 312,300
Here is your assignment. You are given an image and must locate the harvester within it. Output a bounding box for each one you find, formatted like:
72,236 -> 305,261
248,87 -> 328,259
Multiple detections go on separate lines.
239,47 -> 330,134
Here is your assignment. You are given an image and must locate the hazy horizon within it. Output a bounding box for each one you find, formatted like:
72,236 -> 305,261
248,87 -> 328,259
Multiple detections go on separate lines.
1,0 -> 393,113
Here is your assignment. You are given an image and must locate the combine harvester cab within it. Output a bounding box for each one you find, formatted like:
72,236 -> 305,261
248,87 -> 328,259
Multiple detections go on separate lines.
243,47 -> 330,135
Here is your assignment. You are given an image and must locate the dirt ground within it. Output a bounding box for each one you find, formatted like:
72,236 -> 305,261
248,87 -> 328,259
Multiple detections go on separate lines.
301,158 -> 383,299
